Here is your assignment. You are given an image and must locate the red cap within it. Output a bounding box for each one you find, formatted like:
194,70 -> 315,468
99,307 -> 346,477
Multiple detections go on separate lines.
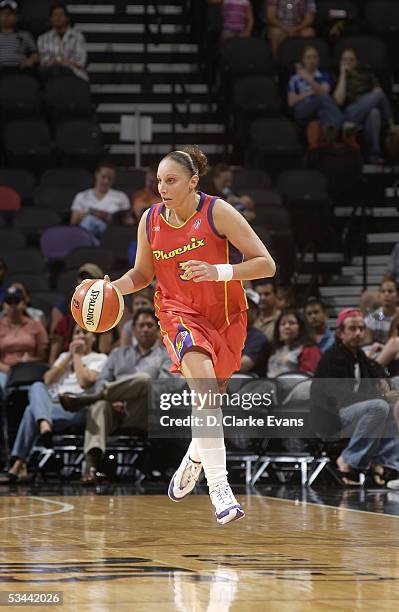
336,308 -> 363,328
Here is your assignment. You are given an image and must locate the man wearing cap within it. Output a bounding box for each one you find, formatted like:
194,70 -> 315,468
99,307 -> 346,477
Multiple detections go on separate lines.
311,308 -> 399,486
0,1 -> 38,71
239,288 -> 270,376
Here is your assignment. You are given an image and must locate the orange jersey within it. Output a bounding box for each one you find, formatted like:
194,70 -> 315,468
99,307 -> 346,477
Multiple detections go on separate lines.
146,192 -> 248,331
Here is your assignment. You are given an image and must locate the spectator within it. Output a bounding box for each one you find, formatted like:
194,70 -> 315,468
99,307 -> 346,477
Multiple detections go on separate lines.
0,287 -> 48,389
70,160 -> 134,243
364,278 -> 399,345
58,308 -> 173,485
120,288 -> 154,347
304,296 -> 334,353
131,166 -> 159,221
275,284 -> 295,310
221,0 -> 254,41
375,315 -> 399,378
287,45 -> 342,144
50,263 -> 103,333
253,278 -> 281,342
4,282 -> 45,326
0,0 -> 38,72
37,2 -> 88,81
266,0 -> 316,58
207,163 -> 256,222
333,48 -> 394,164
239,289 -> 270,376
359,287 -> 381,317
267,308 -> 321,377
311,308 -> 399,486
0,325 -> 107,484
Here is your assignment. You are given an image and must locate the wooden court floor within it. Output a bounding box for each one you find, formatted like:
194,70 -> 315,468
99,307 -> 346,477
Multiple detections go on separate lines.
1,491 -> 399,611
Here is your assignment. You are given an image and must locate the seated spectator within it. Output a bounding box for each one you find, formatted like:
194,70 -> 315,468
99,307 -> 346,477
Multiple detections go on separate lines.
288,45 -> 342,144
375,315 -> 399,377
58,308 -> 173,485
267,308 -> 321,377
0,325 -> 107,484
207,163 -> 256,222
359,287 -> 381,317
70,160 -> 134,243
131,166 -> 159,221
37,2 -> 88,81
275,284 -> 295,310
4,282 -> 45,326
267,0 -> 316,58
333,48 -> 394,164
253,278 -> 280,342
239,289 -> 270,376
120,288 -> 154,347
220,0 -> 254,41
364,278 -> 399,345
0,287 -> 48,389
0,0 -> 38,72
311,308 -> 399,486
50,263 -> 103,333
304,296 -> 334,353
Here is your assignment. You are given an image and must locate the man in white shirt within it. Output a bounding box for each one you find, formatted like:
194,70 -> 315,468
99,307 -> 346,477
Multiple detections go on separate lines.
70,160 -> 132,242
0,325 -> 107,484
37,2 -> 88,81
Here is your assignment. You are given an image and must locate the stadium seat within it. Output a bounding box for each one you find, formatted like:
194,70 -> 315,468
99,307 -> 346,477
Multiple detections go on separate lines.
40,226 -> 95,261
0,74 -> 41,116
244,188 -> 283,208
219,37 -> 275,80
100,226 -> 138,262
277,37 -> 330,70
0,229 -> 26,251
3,248 -> 46,275
0,186 -> 21,212
66,246 -> 114,271
231,167 -> 272,192
55,120 -> 104,165
20,0 -> 53,37
334,35 -> 386,72
40,168 -> 92,191
30,291 -> 64,317
44,76 -> 93,117
113,168 -> 147,194
3,119 -> 53,170
364,1 -> 399,33
253,203 -> 292,232
33,184 -> 81,216
6,274 -> 50,293
277,169 -> 331,251
13,208 -> 61,236
315,1 -> 359,32
248,117 -> 302,177
232,75 -> 281,143
0,168 -> 36,203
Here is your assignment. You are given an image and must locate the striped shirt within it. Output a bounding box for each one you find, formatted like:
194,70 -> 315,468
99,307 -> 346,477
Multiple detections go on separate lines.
0,30 -> 36,66
37,27 -> 88,81
223,0 -> 250,33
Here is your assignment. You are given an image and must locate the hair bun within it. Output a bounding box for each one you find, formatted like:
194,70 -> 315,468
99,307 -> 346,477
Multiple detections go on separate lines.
183,145 -> 208,177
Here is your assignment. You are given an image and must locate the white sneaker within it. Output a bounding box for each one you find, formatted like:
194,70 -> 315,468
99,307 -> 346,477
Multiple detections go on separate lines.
209,483 -> 245,525
387,478 -> 399,490
168,453 -> 202,502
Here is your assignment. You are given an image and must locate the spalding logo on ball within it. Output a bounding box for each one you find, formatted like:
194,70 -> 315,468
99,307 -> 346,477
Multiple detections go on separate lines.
71,279 -> 124,333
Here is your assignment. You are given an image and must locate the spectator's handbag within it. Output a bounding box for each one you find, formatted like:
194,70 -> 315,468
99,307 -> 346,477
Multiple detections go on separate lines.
6,362 -> 49,388
385,126 -> 399,160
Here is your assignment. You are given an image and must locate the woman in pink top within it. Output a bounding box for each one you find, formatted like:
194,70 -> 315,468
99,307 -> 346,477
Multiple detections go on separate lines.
0,287 -> 48,388
220,0 -> 254,40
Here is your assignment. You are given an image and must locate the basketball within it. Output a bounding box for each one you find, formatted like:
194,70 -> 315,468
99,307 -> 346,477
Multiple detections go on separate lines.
70,279 -> 124,333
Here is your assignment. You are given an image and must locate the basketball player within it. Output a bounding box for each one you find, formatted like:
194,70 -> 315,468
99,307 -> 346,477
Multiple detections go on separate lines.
81,146 -> 275,524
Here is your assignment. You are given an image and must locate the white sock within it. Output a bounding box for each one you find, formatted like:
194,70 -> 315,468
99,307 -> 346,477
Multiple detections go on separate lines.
187,439 -> 201,463
194,408 -> 228,490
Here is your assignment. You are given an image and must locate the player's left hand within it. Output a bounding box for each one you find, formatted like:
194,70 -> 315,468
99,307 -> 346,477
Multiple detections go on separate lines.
181,260 -> 218,282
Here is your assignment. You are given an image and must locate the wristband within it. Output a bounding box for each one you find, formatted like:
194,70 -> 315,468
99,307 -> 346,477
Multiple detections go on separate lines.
215,264 -> 233,282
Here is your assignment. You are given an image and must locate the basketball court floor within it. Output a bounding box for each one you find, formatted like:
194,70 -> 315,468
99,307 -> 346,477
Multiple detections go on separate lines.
1,483 -> 399,611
